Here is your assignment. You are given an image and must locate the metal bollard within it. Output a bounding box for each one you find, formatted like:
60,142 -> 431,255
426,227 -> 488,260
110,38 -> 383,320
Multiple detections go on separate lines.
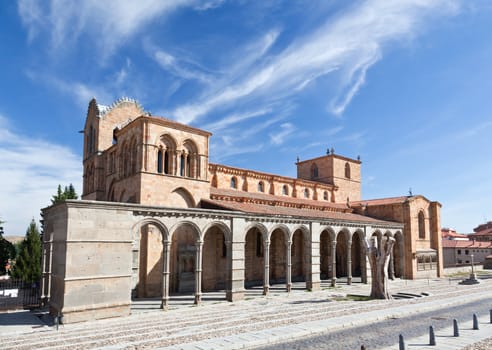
429,326 -> 436,346
490,309 -> 492,324
453,319 -> 459,337
399,334 -> 405,350
473,314 -> 479,330
361,346 -> 366,350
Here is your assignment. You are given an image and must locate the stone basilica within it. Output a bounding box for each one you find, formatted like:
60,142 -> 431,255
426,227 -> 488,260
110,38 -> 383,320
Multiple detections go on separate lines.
41,98 -> 443,323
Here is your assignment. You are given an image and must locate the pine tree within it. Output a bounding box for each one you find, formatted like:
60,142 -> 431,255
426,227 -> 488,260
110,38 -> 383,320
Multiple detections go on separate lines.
66,183 -> 78,200
51,184 -> 65,204
12,220 -> 42,282
0,219 -> 15,275
51,183 -> 78,204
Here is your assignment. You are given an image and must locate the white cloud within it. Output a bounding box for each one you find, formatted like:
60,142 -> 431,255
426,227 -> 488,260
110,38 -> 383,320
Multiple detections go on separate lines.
17,0 -> 211,57
169,0 -> 461,123
269,122 -> 295,145
0,114 -> 81,236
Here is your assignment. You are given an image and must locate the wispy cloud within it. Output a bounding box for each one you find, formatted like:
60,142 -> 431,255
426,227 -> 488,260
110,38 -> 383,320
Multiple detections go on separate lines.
0,114 -> 81,235
169,0 -> 461,123
269,122 -> 295,145
17,0 -> 217,57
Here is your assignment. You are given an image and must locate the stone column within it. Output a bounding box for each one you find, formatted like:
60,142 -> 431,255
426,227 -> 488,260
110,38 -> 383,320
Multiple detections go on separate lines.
160,241 -> 171,310
331,240 -> 337,287
286,240 -> 292,292
263,240 -> 270,295
175,150 -> 181,176
347,239 -> 352,285
194,241 -> 203,304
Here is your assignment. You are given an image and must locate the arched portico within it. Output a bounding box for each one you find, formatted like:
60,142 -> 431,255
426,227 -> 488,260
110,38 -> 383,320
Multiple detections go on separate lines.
244,225 -> 267,290
351,230 -> 366,283
269,227 -> 289,292
291,228 -> 308,289
335,230 -> 349,280
202,223 -> 229,300
169,222 -> 202,304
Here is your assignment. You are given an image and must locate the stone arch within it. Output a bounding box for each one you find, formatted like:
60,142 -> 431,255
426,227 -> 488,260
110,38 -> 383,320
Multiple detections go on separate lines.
169,222 -> 201,294
319,226 -> 336,280
291,228 -> 308,283
169,187 -> 196,208
268,224 -> 290,241
336,229 -> 350,278
351,230 -> 365,280
244,225 -> 266,288
133,219 -> 169,299
202,223 -> 228,294
269,227 -> 288,285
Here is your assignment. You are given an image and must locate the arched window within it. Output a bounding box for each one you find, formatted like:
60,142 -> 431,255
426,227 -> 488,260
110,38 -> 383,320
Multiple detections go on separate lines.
304,188 -> 309,198
345,162 -> 351,179
311,163 -> 318,179
230,177 -> 237,189
282,185 -> 288,196
157,149 -> 163,173
323,191 -> 328,200
164,150 -> 169,174
180,154 -> 185,176
258,181 -> 264,192
418,211 -> 426,239
186,154 -> 191,177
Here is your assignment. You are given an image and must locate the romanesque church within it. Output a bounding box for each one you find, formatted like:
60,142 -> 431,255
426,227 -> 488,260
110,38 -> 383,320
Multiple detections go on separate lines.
41,98 -> 442,323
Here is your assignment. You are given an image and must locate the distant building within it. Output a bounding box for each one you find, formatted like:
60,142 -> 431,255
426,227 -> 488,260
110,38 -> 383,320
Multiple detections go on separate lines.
468,222 -> 492,242
441,228 -> 468,241
41,97 -> 443,323
441,226 -> 492,267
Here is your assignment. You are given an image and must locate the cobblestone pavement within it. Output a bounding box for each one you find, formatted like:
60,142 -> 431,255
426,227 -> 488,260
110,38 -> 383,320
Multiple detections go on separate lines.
254,297 -> 492,349
0,276 -> 491,350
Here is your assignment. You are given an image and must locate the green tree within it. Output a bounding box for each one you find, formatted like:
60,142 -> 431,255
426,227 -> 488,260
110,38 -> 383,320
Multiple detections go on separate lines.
51,183 -> 78,204
0,219 -> 16,275
12,220 -> 42,282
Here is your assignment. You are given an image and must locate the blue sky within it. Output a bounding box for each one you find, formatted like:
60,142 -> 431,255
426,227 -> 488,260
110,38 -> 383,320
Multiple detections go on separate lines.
1,0 -> 491,236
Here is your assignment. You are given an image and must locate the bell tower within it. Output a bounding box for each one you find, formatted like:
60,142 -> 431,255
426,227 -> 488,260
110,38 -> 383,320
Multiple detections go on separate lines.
296,150 -> 361,203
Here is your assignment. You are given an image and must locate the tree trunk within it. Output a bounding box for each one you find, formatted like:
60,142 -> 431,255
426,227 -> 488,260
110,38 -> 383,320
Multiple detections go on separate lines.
366,236 -> 395,299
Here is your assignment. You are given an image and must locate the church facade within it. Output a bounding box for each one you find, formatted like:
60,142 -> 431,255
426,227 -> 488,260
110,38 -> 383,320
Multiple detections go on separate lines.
41,98 -> 442,323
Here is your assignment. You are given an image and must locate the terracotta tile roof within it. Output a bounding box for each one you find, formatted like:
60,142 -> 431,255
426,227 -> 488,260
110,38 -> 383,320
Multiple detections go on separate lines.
201,198 -> 399,225
442,240 -> 492,248
210,187 -> 348,210
351,196 -> 410,206
470,228 -> 492,236
441,230 -> 469,239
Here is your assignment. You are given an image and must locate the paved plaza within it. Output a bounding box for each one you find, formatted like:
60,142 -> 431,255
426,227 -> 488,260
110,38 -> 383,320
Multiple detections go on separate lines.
1,274 -> 491,350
